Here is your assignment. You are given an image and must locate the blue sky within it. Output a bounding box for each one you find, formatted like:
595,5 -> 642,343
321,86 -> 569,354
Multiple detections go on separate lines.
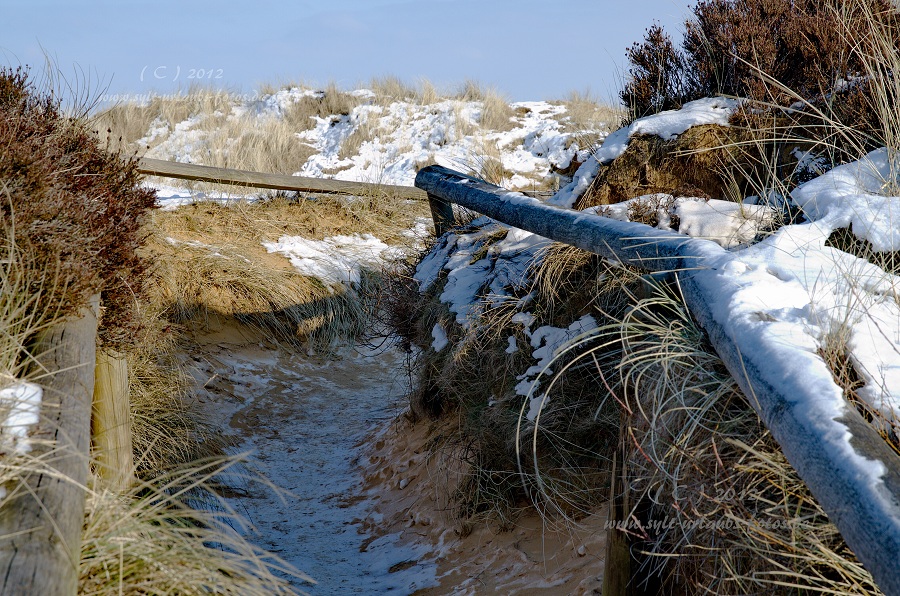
2,0 -> 694,105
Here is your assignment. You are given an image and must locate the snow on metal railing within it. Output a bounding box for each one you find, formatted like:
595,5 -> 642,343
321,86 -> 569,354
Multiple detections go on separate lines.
415,164 -> 900,596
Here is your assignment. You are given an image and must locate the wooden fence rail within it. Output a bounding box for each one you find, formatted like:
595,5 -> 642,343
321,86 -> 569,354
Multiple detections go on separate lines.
138,158 -> 428,201
415,164 -> 900,596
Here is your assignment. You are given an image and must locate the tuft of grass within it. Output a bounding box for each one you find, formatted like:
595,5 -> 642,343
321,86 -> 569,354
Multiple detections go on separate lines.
459,138 -> 514,187
576,279 -> 880,594
368,75 -> 419,104
79,461 -> 311,595
283,82 -> 365,125
0,225 -> 56,381
454,80 -> 516,132
552,89 -> 622,150
126,306 -> 227,478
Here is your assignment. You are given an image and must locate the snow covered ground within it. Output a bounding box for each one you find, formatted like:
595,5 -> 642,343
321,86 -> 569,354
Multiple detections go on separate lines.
141,85 -> 610,211
188,331 -> 437,593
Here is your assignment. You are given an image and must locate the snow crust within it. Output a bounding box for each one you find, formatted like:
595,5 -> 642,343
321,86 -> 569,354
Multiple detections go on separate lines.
676,199 -> 775,248
263,233 -> 402,286
431,323 -> 449,352
515,315 -> 598,422
415,221 -> 549,328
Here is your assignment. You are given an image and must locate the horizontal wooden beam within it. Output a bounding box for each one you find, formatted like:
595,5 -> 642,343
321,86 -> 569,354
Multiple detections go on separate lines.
415,164 -> 900,596
138,158 -> 428,201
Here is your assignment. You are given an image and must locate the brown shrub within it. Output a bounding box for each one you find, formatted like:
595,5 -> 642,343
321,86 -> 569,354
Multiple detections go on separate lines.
0,67 -> 156,347
621,0 -> 899,124
621,25 -> 690,119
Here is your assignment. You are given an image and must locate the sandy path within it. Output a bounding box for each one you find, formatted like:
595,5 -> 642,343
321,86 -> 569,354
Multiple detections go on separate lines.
185,322 -> 607,594
187,324 -> 437,593
359,418 -> 607,595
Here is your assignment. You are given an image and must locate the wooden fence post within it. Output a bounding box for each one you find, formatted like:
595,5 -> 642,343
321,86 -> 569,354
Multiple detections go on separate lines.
92,349 -> 133,491
0,296 -> 99,596
427,192 -> 455,236
602,442 -> 633,596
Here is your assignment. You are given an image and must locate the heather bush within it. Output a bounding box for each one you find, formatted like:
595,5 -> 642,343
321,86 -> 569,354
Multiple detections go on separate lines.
0,67 -> 156,347
621,0 -> 898,123
620,25 -> 690,119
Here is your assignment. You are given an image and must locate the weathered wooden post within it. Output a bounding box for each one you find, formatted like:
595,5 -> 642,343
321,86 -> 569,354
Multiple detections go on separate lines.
427,193 -> 455,236
602,443 -> 634,596
92,349 -> 133,491
0,296 -> 99,596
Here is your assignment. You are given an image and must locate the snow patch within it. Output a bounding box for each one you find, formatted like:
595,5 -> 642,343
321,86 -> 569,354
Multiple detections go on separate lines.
431,324 -> 449,352
514,315 -> 598,422
677,199 -> 775,248
0,382 -> 43,455
264,233 -> 401,286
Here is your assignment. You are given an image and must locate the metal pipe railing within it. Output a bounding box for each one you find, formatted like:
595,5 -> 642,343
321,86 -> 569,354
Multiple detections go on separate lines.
415,164 -> 900,595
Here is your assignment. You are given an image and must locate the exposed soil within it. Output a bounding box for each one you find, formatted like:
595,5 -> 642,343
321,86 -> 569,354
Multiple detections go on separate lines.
358,417 -> 608,595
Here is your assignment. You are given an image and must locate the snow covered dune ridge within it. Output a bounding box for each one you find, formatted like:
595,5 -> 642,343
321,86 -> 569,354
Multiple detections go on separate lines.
93,80 -> 621,199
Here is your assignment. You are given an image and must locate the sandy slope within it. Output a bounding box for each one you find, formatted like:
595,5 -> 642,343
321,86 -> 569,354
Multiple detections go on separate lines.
359,417 -> 608,595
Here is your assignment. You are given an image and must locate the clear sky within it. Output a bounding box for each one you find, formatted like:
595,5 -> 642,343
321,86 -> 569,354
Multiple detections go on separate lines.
1,0 -> 694,105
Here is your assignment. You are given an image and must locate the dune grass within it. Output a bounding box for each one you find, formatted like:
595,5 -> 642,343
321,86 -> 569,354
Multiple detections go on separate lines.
92,77 -> 619,196
79,459 -> 310,595
576,280 -> 879,594
144,192 -> 428,350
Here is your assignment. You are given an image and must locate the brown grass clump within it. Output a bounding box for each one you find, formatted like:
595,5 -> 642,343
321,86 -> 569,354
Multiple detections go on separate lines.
202,116 -> 317,176
554,91 -> 623,134
284,82 -> 365,123
126,307 -> 226,478
595,281 -> 881,594
551,90 -> 623,160
145,194 -> 427,348
459,138 -> 515,187
368,76 -> 420,104
818,320 -> 900,455
454,81 -> 517,133
576,125 -> 732,209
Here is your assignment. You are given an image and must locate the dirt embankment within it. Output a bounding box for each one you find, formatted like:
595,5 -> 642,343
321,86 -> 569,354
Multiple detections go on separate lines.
358,417 -> 609,594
